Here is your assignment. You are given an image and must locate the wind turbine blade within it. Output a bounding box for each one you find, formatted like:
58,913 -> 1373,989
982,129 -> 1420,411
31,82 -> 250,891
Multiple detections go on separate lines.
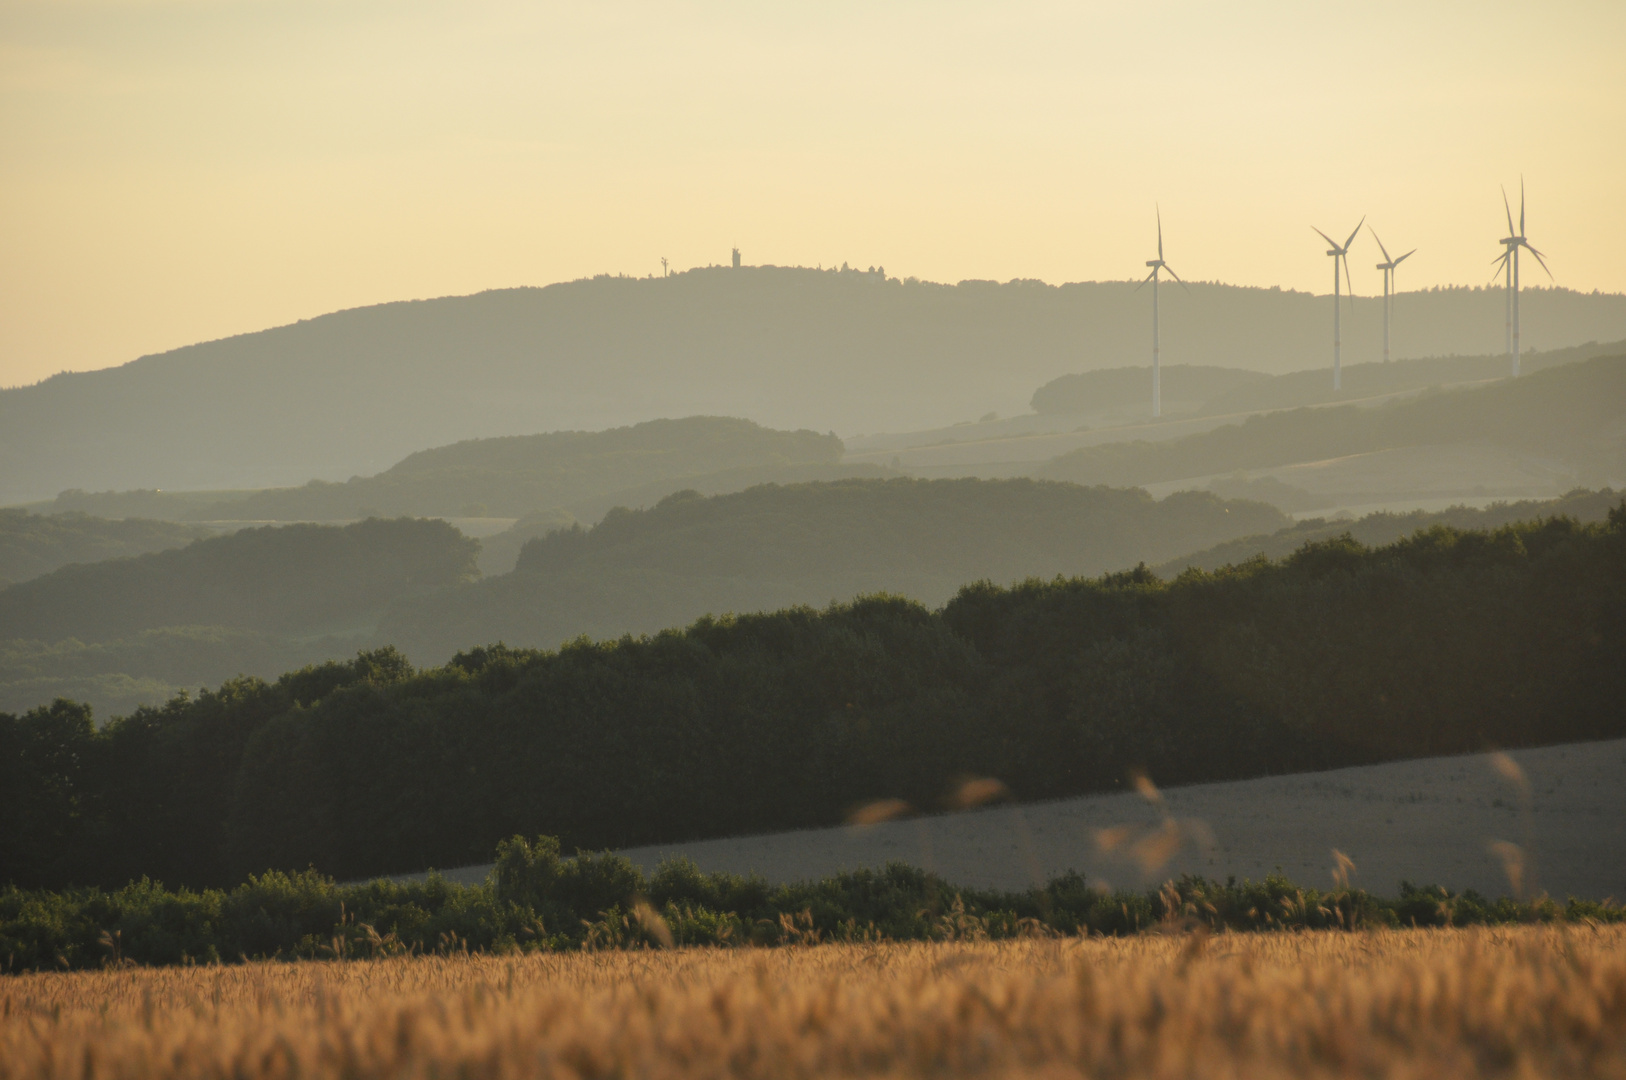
1520,177 -> 1526,235
1369,226 -> 1392,263
1502,186 -> 1516,236
1164,264 -> 1191,292
1157,205 -> 1164,261
1312,226 -> 1339,248
1343,216 -> 1366,251
1134,267 -> 1156,292
1394,248 -> 1416,265
1488,252 -> 1509,283
1343,254 -> 1356,302
1525,244 -> 1554,279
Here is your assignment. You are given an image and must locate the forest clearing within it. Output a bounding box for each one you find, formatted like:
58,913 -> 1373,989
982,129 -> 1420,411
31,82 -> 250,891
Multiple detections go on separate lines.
4,926 -> 1624,1079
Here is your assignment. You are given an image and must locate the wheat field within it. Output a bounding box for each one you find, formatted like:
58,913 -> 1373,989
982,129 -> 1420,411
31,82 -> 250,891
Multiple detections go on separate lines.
3,927 -> 1624,1080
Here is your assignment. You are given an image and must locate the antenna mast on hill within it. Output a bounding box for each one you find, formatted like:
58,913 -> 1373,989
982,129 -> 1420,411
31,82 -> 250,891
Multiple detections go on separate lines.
1491,180 -> 1552,376
1369,228 -> 1415,365
1135,206 -> 1187,419
661,256 -> 668,278
1311,218 -> 1363,390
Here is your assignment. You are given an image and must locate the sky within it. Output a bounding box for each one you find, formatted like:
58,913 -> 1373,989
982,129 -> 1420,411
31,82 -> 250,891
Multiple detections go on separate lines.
2,0 -> 1624,387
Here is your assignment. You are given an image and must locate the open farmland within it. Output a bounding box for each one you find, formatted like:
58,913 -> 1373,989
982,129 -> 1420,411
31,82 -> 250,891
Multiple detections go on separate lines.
4,928 -> 1625,1080
411,739 -> 1626,902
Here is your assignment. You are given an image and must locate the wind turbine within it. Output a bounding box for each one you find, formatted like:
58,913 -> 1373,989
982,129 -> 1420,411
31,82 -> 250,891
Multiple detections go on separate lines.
1135,207 -> 1187,418
1312,218 -> 1363,391
1369,228 -> 1415,365
1490,180 -> 1552,376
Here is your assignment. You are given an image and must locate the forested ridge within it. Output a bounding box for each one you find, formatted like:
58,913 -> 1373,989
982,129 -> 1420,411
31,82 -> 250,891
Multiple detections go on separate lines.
1038,353 -> 1626,488
1029,338 -> 1624,418
0,517 -> 477,642
1156,488 -> 1623,575
0,511 -> 209,588
201,417 -> 848,522
383,478 -> 1288,662
4,506 -> 1621,892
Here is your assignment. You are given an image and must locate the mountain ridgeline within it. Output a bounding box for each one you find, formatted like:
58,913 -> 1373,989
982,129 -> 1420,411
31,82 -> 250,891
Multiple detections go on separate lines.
5,268 -> 1625,502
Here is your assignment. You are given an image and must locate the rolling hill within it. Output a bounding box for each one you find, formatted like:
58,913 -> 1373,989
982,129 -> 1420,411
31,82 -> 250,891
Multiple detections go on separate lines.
0,517 -> 477,644
0,511 -> 210,588
1152,488 -> 1624,576
380,478 -> 1290,664
1036,353 -> 1626,494
1028,338 -> 1624,422
195,416 -> 852,522
4,267 -> 1624,503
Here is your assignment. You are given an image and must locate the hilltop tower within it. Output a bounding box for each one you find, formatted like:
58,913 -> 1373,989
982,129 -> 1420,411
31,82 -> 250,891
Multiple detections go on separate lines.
731,247 -> 741,269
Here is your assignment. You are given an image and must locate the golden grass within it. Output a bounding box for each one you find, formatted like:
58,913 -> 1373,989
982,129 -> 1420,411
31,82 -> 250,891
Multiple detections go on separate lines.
4,927 -> 1625,1079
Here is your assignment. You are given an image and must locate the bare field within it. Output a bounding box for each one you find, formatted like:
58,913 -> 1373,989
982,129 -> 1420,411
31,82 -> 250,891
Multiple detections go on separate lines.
4,928 -> 1625,1079
420,740 -> 1626,900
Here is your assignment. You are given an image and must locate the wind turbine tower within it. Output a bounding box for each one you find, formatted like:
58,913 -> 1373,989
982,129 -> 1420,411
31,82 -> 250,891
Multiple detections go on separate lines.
1136,207 -> 1187,418
1369,228 -> 1415,365
1312,218 -> 1363,391
1491,181 -> 1552,376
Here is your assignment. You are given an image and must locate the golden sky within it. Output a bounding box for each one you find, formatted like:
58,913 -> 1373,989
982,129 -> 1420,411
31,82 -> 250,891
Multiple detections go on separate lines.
2,0 -> 1623,387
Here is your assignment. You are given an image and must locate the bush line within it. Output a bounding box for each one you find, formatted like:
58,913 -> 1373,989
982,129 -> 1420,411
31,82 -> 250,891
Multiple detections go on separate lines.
4,835 -> 1623,973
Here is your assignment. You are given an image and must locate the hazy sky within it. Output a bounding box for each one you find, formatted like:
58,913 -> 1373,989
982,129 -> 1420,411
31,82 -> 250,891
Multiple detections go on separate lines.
3,0 -> 1623,387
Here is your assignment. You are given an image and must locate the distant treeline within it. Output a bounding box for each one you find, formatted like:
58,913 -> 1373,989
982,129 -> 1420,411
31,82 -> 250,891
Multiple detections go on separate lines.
1029,339 -> 1624,418
0,510 -> 208,588
4,840 -> 1622,973
0,517 -> 476,643
4,507 -> 1622,892
1038,353 -> 1626,488
383,479 -> 1288,662
1156,488 -> 1624,576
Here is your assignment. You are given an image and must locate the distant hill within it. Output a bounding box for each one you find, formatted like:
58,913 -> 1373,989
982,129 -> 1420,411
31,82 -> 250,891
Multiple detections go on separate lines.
1031,365 -> 1270,417
381,478 -> 1289,664
1196,339 -> 1624,416
0,629 -> 334,720
1036,353 -> 1626,491
0,518 -> 477,643
1154,488 -> 1624,576
1029,339 -> 1624,421
26,417 -> 887,530
4,267 -> 1624,502
0,510 -> 210,587
203,417 -> 848,522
